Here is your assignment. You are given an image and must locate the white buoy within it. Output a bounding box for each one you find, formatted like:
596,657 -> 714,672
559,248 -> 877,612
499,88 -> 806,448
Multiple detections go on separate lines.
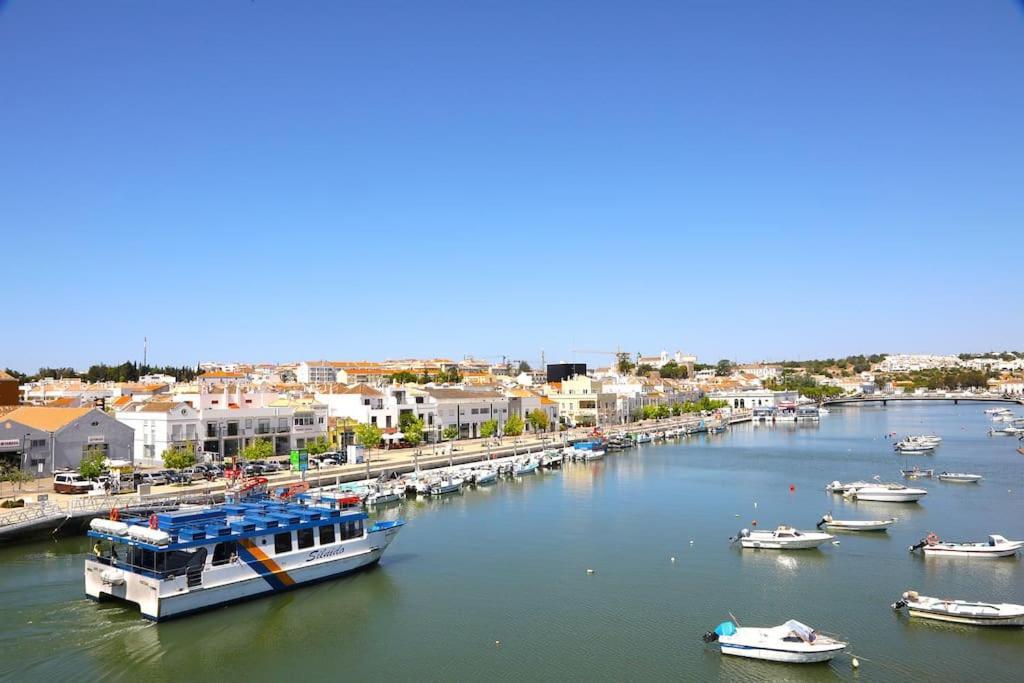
689,539 -> 694,545
832,540 -> 841,545
753,502 -> 758,509
670,556 -> 676,562
852,656 -> 860,669
495,640 -> 501,646
586,568 -> 595,574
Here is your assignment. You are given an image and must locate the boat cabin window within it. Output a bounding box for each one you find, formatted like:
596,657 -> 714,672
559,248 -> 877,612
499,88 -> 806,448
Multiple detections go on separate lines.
340,520 -> 364,541
212,541 -> 238,566
274,532 -> 293,554
319,524 -> 336,545
297,527 -> 314,550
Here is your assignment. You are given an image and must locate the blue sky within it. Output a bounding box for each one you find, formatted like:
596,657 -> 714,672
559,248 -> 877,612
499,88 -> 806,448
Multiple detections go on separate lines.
1,1 -> 1022,372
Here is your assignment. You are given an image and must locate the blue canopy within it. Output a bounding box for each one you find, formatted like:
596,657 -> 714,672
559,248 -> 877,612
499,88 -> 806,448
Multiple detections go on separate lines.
714,621 -> 737,637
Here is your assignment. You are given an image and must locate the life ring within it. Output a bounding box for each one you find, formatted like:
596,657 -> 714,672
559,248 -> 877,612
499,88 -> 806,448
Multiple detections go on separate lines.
149,514 -> 159,530
109,507 -> 120,521
926,532 -> 939,546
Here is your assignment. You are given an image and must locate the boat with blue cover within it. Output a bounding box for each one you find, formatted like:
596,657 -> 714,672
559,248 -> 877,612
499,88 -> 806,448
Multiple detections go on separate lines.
84,491 -> 403,621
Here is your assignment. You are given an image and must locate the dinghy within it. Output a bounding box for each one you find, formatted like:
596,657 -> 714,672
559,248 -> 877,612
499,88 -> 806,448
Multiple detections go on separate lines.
816,513 -> 895,532
937,472 -> 982,483
892,590 -> 1024,627
910,533 -> 1023,558
900,468 -> 934,479
702,619 -> 847,663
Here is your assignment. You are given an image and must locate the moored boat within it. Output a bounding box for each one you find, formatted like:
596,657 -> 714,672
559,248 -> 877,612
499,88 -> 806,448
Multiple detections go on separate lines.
85,495 -> 403,621
816,513 -> 895,532
900,468 -> 934,479
843,481 -> 927,503
910,533 -> 1023,558
732,525 -> 834,550
892,590 -> 1024,626
702,619 -> 847,663
937,472 -> 982,483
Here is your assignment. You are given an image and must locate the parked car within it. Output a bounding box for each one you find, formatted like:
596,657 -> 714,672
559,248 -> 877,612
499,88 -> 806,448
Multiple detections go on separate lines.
243,463 -> 265,476
53,472 -> 97,494
262,461 -> 284,473
134,472 -> 167,486
169,467 -> 206,484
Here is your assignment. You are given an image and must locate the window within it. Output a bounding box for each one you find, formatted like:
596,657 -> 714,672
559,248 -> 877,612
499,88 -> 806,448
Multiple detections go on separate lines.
244,419 -> 252,429
212,541 -> 238,566
206,422 -> 218,438
297,527 -> 314,549
274,532 -> 292,554
341,520 -> 364,540
227,421 -> 239,436
31,439 -> 46,448
278,418 -> 288,431
319,524 -> 335,545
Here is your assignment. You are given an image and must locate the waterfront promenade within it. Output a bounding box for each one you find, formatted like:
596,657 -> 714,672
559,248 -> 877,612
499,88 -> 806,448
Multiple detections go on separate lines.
0,412 -> 748,542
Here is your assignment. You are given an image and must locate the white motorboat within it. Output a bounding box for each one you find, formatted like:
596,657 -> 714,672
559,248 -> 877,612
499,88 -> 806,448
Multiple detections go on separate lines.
702,619 -> 847,664
816,513 -> 895,532
513,458 -> 539,476
539,451 -> 563,469
473,468 -> 498,485
636,433 -> 653,444
365,485 -> 404,505
818,407 -> 830,416
732,525 -> 834,550
910,533 -> 1023,558
985,407 -> 1012,415
900,468 -> 934,479
894,441 -> 935,454
843,482 -> 927,503
989,427 -> 1020,436
429,475 -> 463,496
992,414 -> 1015,422
937,472 -> 983,483
581,449 -> 606,462
892,591 -> 1024,627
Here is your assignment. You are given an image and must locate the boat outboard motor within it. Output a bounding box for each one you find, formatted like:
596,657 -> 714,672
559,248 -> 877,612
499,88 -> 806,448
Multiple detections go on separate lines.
908,539 -> 927,552
701,631 -> 719,643
891,598 -> 908,611
815,514 -> 831,530
729,528 -> 750,543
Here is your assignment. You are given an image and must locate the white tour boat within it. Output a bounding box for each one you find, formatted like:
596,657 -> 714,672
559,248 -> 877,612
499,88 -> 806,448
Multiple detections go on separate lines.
732,525 -> 834,550
816,513 -> 895,532
937,472 -> 983,483
702,619 -> 847,664
843,481 -> 927,503
910,533 -> 1023,558
892,590 -> 1024,627
85,494 -> 403,621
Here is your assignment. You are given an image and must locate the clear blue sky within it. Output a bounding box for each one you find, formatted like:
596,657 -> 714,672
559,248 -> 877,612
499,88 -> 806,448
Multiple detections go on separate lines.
2,1 -> 1022,372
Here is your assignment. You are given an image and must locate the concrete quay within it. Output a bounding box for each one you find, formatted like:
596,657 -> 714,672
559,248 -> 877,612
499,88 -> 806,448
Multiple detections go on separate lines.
0,412 -> 749,544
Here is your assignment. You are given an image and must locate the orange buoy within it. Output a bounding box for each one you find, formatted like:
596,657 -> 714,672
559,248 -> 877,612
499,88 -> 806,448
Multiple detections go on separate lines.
789,484 -> 796,492
149,514 -> 159,530
109,507 -> 120,521
752,519 -> 758,526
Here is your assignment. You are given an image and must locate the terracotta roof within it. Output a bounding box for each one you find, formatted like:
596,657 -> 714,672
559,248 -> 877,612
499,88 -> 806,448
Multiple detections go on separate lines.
46,397 -> 77,407
425,388 -> 504,400
111,396 -> 133,408
0,370 -> 18,382
137,401 -> 180,413
1,406 -> 95,431
200,371 -> 245,379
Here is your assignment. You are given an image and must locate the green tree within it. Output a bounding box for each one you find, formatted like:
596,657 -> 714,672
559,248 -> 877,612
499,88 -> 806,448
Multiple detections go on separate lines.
390,371 -> 420,384
659,361 -> 688,379
480,419 -> 498,438
79,446 -> 108,479
517,360 -> 531,374
1,464 -> 33,494
402,416 -> 425,446
670,402 -> 683,416
655,404 -> 670,419
616,355 -> 635,375
306,436 -> 330,456
527,408 -> 549,432
240,438 -> 274,462
354,423 -> 383,451
715,359 -> 733,377
161,443 -> 197,471
636,363 -> 654,376
442,425 -> 459,440
503,413 -> 525,437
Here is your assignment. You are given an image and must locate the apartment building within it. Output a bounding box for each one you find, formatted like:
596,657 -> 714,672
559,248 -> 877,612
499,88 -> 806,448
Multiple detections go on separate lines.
425,388 -> 508,439
542,375 -> 616,427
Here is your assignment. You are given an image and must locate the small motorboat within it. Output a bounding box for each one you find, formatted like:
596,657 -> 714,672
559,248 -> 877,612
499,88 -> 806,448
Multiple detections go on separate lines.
581,449 -> 606,462
843,481 -> 927,503
702,619 -> 847,664
513,458 -> 539,476
732,525 -> 834,550
937,472 -> 983,483
910,533 -> 1023,558
894,441 -> 935,454
900,468 -> 934,479
473,468 -> 498,485
892,590 -> 1024,626
636,433 -> 653,444
816,513 -> 895,532
429,475 -> 463,496
365,484 -> 404,505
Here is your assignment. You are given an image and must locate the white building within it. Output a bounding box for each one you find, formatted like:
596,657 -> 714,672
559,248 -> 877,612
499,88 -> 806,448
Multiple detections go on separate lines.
116,401 -> 200,467
425,388 -> 509,440
315,384 -> 438,435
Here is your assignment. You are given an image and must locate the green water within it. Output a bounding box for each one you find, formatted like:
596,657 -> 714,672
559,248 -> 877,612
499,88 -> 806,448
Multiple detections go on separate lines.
1,404 -> 1022,682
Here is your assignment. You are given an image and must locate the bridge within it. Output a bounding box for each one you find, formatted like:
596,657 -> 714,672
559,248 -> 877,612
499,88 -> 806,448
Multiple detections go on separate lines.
824,393 -> 1024,407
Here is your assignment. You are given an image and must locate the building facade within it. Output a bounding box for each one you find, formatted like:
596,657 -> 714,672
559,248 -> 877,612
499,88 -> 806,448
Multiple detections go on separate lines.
0,407 -> 134,476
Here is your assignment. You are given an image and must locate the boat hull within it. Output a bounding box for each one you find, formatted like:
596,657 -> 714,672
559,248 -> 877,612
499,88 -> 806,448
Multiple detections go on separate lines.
719,641 -> 844,663
907,607 -> 1024,626
825,520 -> 894,532
922,546 -> 1021,558
739,537 -> 832,550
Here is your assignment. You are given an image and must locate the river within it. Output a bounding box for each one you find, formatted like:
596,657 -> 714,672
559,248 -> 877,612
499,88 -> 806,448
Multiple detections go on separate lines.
1,403 -> 1021,681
